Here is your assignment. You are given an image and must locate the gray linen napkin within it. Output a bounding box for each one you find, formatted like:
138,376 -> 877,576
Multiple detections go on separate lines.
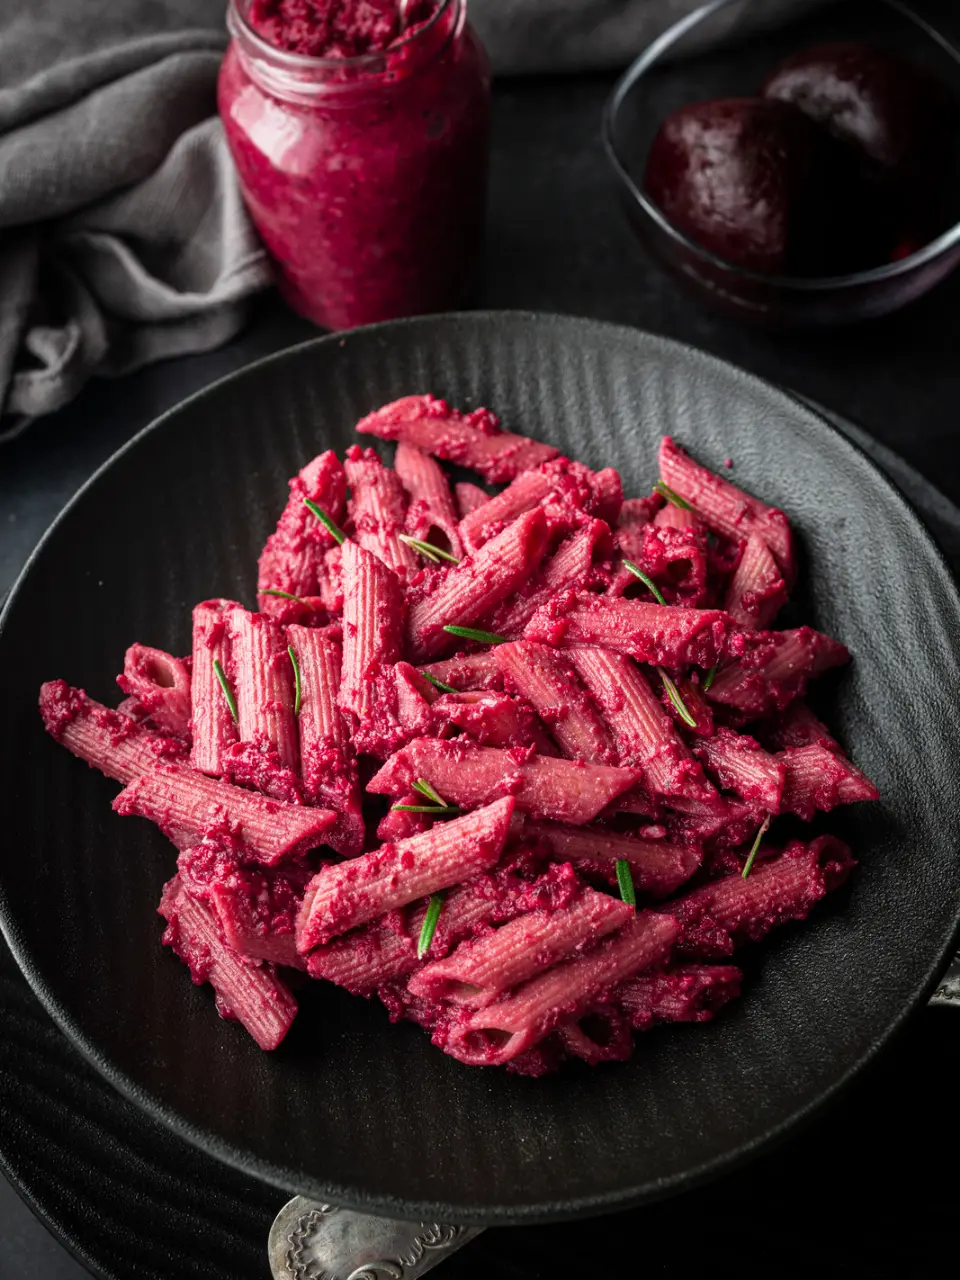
0,0 -> 831,435
0,0 -> 269,435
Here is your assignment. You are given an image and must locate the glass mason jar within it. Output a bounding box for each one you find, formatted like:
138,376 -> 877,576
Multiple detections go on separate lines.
218,0 -> 491,330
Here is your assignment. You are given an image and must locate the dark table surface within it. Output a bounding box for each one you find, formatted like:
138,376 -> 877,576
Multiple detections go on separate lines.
4,11 -> 960,1276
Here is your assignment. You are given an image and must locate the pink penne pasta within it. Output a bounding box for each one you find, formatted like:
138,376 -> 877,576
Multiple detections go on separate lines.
296,797 -> 514,951
671,835 -> 855,957
568,647 -> 712,799
769,700 -> 841,752
524,593 -> 729,670
619,964 -> 743,1028
257,450 -> 347,612
458,467 -> 555,548
339,539 -> 403,730
525,820 -> 701,898
611,524 -> 709,605
706,627 -> 850,714
227,607 -> 299,773
420,651 -> 503,692
723,532 -> 787,630
408,886 -> 632,1007
159,876 -> 297,1051
39,680 -> 187,782
189,598 -> 239,776
39,404 -> 879,1074
307,875 -> 509,993
777,743 -> 879,820
557,1009 -> 634,1066
455,481 -> 491,518
355,394 -> 559,483
694,728 -> 786,812
459,458 -> 621,551
659,436 -> 796,582
307,919 -> 419,992
395,440 -> 464,559
487,519 -> 609,640
406,508 -> 549,661
177,837 -> 311,970
286,624 -> 364,856
344,444 -> 418,580
113,762 -> 335,864
441,911 -> 678,1066
117,644 -> 191,738
367,738 -> 641,824
431,690 -> 559,754
497,640 -> 613,763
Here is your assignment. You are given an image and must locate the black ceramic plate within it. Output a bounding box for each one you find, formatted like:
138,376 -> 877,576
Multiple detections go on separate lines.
2,312 -> 959,1224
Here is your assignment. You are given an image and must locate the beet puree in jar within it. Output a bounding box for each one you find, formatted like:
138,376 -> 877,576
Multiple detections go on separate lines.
218,0 -> 491,329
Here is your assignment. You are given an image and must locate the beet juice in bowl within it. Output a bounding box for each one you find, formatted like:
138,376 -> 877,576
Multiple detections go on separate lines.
218,0 -> 491,330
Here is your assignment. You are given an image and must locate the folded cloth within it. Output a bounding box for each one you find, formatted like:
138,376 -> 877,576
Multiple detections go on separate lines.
0,0 -> 270,436
0,0 -> 827,436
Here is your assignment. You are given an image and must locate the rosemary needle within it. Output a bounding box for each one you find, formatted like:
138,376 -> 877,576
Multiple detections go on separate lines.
303,498 -> 346,545
412,778 -> 449,807
261,588 -> 309,605
741,815 -> 772,880
288,645 -> 302,716
616,859 -> 637,909
391,804 -> 461,814
442,625 -> 508,645
658,668 -> 697,729
212,658 -> 238,725
654,480 -> 694,511
418,893 -> 446,959
623,560 -> 667,606
422,671 -> 458,694
703,664 -> 718,692
398,534 -> 461,565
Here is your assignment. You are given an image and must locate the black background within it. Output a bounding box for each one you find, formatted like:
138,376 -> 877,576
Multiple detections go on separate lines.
3,3 -> 960,1274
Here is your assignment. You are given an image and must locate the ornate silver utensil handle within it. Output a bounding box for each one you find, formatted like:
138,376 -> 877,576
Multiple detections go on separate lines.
268,1198 -> 484,1279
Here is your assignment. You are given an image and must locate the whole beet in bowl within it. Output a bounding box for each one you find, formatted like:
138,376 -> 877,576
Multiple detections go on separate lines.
602,0 -> 960,327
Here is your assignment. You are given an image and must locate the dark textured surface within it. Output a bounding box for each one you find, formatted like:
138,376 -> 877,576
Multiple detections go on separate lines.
3,312 -> 960,1225
5,13 -> 960,1269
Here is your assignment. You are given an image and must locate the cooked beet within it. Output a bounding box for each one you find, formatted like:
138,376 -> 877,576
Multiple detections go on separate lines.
644,97 -> 851,275
762,41 -> 936,182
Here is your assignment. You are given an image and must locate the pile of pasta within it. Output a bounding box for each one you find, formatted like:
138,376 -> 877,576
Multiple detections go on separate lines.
40,395 -> 878,1074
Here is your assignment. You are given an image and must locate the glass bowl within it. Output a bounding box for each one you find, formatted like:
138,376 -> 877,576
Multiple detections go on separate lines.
603,0 -> 960,326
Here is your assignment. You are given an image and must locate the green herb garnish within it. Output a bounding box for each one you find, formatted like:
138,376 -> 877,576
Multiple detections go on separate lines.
392,777 -> 461,816
658,668 -> 697,729
418,893 -> 446,959
303,498 -> 345,545
422,671 -> 458,694
212,659 -> 238,725
616,859 -> 637,909
623,560 -> 667,606
654,480 -> 694,512
288,644 -> 302,716
442,625 -> 508,646
398,534 -> 461,565
703,664 -> 718,692
261,588 -> 311,606
741,815 -> 772,880
412,778 -> 448,806
391,804 -> 462,814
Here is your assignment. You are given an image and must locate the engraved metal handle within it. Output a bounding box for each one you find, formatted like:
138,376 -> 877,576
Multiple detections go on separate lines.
268,1198 -> 483,1280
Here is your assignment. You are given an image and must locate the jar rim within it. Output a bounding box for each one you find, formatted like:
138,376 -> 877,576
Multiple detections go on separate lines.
227,0 -> 456,72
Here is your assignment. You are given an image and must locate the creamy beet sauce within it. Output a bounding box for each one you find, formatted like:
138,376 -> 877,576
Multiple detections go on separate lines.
218,0 -> 490,329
